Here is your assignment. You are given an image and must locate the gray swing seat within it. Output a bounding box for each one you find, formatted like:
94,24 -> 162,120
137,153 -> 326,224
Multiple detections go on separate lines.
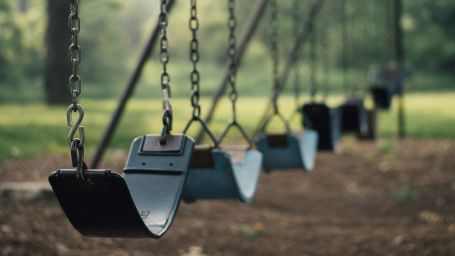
182,146 -> 262,203
254,130 -> 318,172
49,134 -> 195,238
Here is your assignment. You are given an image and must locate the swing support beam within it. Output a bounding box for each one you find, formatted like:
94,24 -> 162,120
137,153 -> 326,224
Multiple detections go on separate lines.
91,0 -> 268,168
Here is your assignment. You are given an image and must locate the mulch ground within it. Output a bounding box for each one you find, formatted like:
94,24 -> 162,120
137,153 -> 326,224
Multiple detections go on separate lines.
0,139 -> 454,256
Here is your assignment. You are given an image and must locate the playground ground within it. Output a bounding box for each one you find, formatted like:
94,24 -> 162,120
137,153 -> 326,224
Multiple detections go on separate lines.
0,138 -> 454,256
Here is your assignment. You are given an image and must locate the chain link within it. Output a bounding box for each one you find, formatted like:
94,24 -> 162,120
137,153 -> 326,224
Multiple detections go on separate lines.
189,0 -> 201,119
270,0 -> 280,113
159,0 -> 173,143
227,0 -> 238,120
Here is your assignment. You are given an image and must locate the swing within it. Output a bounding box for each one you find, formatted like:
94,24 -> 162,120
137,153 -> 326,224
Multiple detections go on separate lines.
371,85 -> 393,109
370,66 -> 408,109
181,0 -> 262,203
337,0 -> 368,137
254,0 -> 318,172
370,67 -> 393,109
302,103 -> 341,151
339,97 -> 368,136
49,0 -> 194,238
369,0 -> 408,110
301,5 -> 341,151
255,127 -> 318,172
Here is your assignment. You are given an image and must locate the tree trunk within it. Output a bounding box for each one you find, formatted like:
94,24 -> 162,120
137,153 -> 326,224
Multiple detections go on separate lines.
44,0 -> 71,105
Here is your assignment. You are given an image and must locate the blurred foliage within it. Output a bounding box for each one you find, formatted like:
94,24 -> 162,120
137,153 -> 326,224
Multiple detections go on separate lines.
0,0 -> 453,102
0,0 -> 44,84
404,0 -> 455,72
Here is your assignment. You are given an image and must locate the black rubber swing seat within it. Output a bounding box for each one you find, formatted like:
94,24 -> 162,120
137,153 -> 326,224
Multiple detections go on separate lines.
254,130 -> 318,172
182,146 -> 262,203
370,83 -> 393,109
301,103 -> 341,151
339,98 -> 368,136
49,134 -> 195,238
370,67 -> 408,110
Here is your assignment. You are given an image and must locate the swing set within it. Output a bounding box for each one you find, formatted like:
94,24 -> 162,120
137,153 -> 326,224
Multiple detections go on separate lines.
48,0 -> 408,239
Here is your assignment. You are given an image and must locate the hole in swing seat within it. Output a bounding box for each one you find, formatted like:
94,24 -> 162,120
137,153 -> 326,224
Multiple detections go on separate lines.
266,134 -> 289,148
191,145 -> 216,169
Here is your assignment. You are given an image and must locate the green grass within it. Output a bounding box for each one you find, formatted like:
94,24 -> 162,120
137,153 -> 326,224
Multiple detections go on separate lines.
0,92 -> 454,163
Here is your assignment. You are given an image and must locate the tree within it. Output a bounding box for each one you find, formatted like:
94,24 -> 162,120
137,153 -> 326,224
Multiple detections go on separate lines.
43,0 -> 71,105
0,0 -> 25,84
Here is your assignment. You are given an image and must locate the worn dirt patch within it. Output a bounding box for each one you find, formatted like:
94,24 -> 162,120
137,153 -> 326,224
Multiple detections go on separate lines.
0,139 -> 454,255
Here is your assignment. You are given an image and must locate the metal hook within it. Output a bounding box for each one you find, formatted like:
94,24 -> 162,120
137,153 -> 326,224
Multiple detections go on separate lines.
66,104 -> 85,146
71,139 -> 91,185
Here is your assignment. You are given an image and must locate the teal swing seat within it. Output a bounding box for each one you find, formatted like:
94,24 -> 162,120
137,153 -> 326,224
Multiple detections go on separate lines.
255,130 -> 318,172
182,147 -> 262,203
254,109 -> 319,173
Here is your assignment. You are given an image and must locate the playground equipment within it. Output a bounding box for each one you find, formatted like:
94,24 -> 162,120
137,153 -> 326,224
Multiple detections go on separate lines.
254,0 -> 318,172
49,0 -> 194,238
181,0 -> 262,203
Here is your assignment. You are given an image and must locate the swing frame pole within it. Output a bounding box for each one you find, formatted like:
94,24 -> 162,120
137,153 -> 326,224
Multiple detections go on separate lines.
253,0 -> 326,135
91,0 -> 176,169
194,0 -> 268,142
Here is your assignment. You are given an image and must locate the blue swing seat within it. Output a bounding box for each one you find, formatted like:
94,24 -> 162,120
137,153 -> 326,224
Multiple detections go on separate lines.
182,147 -> 262,203
254,130 -> 318,172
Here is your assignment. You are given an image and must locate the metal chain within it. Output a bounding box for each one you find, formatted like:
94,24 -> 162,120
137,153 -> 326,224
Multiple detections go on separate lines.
340,0 -> 350,96
67,0 -> 84,149
67,0 -> 87,183
320,4 -> 330,100
227,0 -> 238,121
292,0 -> 301,108
159,0 -> 173,144
309,17 -> 317,101
270,0 -> 280,113
189,0 -> 201,119
385,0 -> 394,62
68,0 -> 81,104
217,0 -> 253,147
352,0 -> 362,96
183,0 -> 219,146
360,0 -> 370,92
